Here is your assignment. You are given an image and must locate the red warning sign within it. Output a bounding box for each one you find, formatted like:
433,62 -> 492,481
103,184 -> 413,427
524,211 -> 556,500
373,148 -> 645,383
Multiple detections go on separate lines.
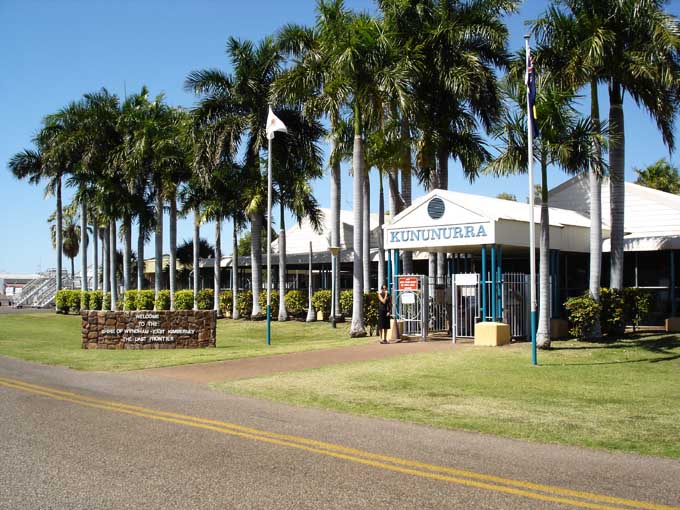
398,276 -> 419,290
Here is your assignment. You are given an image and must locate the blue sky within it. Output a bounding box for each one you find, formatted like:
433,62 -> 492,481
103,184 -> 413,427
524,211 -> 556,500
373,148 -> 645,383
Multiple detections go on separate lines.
1,0 -> 678,274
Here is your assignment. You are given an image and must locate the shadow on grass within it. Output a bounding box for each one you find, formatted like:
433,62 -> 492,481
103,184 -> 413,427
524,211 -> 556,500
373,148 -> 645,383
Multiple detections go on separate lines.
546,334 -> 680,366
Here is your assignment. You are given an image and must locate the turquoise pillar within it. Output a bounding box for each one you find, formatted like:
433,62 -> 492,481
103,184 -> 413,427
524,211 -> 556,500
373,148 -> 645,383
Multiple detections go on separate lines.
387,249 -> 392,293
481,245 -> 487,321
491,244 -> 497,321
497,245 -> 503,321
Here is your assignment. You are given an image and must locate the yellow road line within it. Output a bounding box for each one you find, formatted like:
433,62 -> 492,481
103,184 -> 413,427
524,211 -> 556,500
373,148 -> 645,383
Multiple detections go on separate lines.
0,377 -> 677,510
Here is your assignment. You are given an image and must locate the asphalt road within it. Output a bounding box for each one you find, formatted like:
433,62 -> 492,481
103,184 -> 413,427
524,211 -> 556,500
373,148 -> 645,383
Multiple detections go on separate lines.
1,356 -> 679,510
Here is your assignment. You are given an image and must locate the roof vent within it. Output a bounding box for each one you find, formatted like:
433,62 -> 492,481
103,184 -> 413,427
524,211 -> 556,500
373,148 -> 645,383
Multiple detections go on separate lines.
427,197 -> 445,220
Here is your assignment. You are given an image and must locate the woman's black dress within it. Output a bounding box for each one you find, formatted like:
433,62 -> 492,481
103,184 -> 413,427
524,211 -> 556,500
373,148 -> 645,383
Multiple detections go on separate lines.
378,292 -> 392,331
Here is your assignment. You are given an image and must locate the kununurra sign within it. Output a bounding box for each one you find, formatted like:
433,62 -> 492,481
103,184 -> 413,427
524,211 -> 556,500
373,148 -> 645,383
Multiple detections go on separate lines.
81,310 -> 216,349
385,222 -> 493,250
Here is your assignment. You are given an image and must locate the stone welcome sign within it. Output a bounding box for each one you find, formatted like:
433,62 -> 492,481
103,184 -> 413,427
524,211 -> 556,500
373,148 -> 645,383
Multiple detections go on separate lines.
82,310 -> 216,349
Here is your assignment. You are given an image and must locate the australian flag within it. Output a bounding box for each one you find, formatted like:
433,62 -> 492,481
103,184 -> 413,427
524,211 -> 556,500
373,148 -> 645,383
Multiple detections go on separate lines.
526,57 -> 539,138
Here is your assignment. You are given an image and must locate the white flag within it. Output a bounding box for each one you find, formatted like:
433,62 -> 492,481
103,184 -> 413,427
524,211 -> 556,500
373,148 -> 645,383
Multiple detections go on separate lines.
266,107 -> 287,140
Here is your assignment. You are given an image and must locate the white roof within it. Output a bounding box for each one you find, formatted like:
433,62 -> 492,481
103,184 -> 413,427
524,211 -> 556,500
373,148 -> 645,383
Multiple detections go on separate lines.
602,232 -> 680,252
549,174 -> 680,236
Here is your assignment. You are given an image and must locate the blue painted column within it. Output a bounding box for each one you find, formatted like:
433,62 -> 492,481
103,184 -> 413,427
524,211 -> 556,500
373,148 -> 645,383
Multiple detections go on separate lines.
481,245 -> 487,321
387,249 -> 392,294
497,245 -> 503,321
491,244 -> 497,321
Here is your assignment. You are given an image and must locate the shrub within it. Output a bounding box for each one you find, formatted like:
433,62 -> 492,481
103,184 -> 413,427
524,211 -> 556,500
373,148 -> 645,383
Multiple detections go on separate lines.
363,292 -> 379,335
176,290 -> 195,310
67,290 -> 81,313
88,290 -> 103,310
153,290 -> 170,310
564,294 -> 601,340
55,290 -> 70,314
285,289 -> 307,317
133,290 -> 154,310
339,289 -> 353,316
600,288 -> 625,335
220,290 -> 233,317
196,289 -> 213,310
237,289 -> 253,318
103,292 -> 111,311
123,290 -> 137,311
258,289 -> 280,316
311,290 -> 331,316
622,288 -> 651,332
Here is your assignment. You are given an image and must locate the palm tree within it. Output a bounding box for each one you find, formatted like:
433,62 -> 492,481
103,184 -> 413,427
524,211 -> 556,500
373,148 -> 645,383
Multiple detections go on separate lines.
275,0 -> 352,318
485,62 -> 605,349
49,208 -> 81,286
8,124 -> 65,308
186,37 -> 281,319
635,159 -> 680,194
535,0 -> 680,291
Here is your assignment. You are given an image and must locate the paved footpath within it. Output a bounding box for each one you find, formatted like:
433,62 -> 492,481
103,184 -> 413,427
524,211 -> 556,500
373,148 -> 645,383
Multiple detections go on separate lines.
1,355 -> 679,510
138,339 -> 457,383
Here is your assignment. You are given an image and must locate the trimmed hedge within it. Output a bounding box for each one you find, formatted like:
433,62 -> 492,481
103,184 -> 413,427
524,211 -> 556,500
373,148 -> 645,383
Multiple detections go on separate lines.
196,289 -> 213,310
154,290 -> 170,310
237,289 -> 253,318
284,290 -> 307,318
220,290 -> 233,316
176,290 -> 195,310
311,290 -> 331,316
258,289 -> 280,316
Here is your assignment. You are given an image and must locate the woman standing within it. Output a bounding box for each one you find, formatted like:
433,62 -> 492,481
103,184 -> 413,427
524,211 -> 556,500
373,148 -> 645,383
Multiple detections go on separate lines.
377,284 -> 392,344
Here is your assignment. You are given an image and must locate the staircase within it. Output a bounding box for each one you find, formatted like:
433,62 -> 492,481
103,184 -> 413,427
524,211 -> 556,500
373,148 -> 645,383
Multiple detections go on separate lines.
13,271 -> 72,309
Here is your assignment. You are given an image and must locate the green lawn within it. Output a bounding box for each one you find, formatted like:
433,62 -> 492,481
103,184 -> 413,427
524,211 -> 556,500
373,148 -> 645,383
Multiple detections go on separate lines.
0,313 -> 368,371
216,334 -> 680,458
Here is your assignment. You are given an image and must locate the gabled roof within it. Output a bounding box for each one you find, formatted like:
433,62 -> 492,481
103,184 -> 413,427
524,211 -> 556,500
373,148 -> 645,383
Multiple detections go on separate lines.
549,174 -> 680,235
389,189 -> 591,228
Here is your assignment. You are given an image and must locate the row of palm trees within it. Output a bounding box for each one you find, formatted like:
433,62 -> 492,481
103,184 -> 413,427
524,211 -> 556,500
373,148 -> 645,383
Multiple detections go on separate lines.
9,0 -> 680,344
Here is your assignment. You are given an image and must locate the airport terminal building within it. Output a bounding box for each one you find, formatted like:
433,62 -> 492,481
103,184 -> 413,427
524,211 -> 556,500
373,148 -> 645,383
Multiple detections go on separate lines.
140,175 -> 678,335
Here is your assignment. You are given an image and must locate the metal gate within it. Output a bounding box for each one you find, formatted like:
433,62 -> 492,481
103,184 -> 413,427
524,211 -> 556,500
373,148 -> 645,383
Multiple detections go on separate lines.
428,275 -> 450,333
393,274 -> 428,339
395,272 -> 530,341
502,273 -> 529,339
452,273 -> 479,340
452,272 -> 530,342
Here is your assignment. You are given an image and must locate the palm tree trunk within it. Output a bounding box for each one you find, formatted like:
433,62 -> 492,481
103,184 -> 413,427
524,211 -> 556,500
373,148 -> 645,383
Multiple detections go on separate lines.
609,81 -> 625,291
80,200 -> 88,291
110,219 -> 117,310
70,257 -> 75,285
400,117 -> 413,274
250,211 -> 263,318
362,170 -> 371,293
278,202 -> 288,321
330,132 -> 341,318
537,156 -> 551,349
378,173 -> 386,290
306,241 -> 316,322
154,183 -> 163,305
102,223 -> 110,310
55,176 -> 63,310
388,167 -> 400,219
123,215 -> 132,293
193,208 -> 200,311
214,216 -> 222,317
92,215 -> 99,292
137,223 -> 144,291
232,220 -> 239,319
169,193 -> 177,311
589,79 -> 603,338
436,148 -> 448,280
350,107 -> 366,337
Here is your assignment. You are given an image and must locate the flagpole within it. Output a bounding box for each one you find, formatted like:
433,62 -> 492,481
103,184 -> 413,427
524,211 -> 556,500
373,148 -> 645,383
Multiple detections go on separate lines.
525,35 -> 537,366
266,133 -> 273,346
